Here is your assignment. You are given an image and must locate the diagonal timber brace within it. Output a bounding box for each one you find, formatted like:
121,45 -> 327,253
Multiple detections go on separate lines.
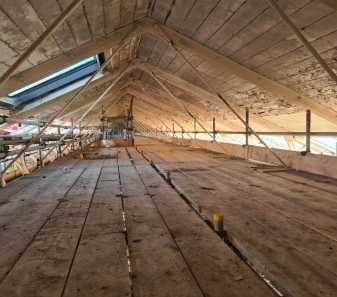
145,19 -> 337,125
7,17 -> 337,125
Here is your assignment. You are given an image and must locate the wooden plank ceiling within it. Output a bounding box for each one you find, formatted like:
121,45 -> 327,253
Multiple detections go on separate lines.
0,0 -> 336,133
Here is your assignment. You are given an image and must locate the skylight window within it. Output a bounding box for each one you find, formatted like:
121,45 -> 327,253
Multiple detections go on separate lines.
8,57 -> 96,96
7,55 -> 103,105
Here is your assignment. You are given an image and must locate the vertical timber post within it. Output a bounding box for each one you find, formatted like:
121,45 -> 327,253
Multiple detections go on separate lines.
306,110 -> 311,153
58,126 -> 62,158
102,119 -> 105,140
37,116 -> 44,168
245,107 -> 249,146
172,123 -> 175,139
194,119 -> 196,139
71,117 -> 74,152
79,121 -> 82,148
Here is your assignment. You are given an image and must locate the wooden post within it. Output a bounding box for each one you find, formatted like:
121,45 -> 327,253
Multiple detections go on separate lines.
245,107 -> 249,146
37,116 -> 44,168
71,117 -> 74,151
58,126 -> 62,158
79,121 -> 82,148
194,119 -> 196,139
306,110 -> 311,153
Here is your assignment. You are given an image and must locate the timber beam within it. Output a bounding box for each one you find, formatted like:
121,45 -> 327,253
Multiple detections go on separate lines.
135,60 -> 287,132
128,81 -> 243,131
126,88 -> 197,123
5,17 -> 337,125
144,20 -> 337,125
14,62 -> 134,118
318,0 -> 337,11
129,80 -> 331,154
43,80 -> 131,121
0,20 -> 147,97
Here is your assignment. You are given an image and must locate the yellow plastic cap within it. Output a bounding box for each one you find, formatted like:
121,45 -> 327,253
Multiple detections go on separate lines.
213,213 -> 224,221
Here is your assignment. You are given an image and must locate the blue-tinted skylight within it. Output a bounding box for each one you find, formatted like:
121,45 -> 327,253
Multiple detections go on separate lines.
8,57 -> 95,96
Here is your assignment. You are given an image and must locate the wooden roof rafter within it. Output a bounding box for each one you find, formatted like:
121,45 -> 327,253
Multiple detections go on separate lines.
145,20 -> 337,125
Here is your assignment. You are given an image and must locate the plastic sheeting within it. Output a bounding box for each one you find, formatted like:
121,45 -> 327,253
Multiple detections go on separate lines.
101,139 -> 116,147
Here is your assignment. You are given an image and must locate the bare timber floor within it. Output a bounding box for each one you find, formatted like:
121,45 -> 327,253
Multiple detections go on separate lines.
135,138 -> 337,297
0,144 -> 273,297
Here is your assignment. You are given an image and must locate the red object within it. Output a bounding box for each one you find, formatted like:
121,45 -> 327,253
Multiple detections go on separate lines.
0,123 -> 20,135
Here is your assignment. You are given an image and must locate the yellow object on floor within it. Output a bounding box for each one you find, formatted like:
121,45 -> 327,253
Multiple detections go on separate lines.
90,142 -> 99,147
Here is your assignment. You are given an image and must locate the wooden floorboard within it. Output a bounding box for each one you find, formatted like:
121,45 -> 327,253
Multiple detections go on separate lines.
0,158 -> 103,297
63,157 -> 131,297
118,148 -> 205,297
127,147 -> 272,296
0,154 -> 79,203
136,138 -> 337,297
4,141 -> 333,296
0,161 -> 89,283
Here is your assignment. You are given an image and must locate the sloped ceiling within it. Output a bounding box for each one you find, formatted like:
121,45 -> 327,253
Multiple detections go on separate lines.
0,0 -> 337,134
